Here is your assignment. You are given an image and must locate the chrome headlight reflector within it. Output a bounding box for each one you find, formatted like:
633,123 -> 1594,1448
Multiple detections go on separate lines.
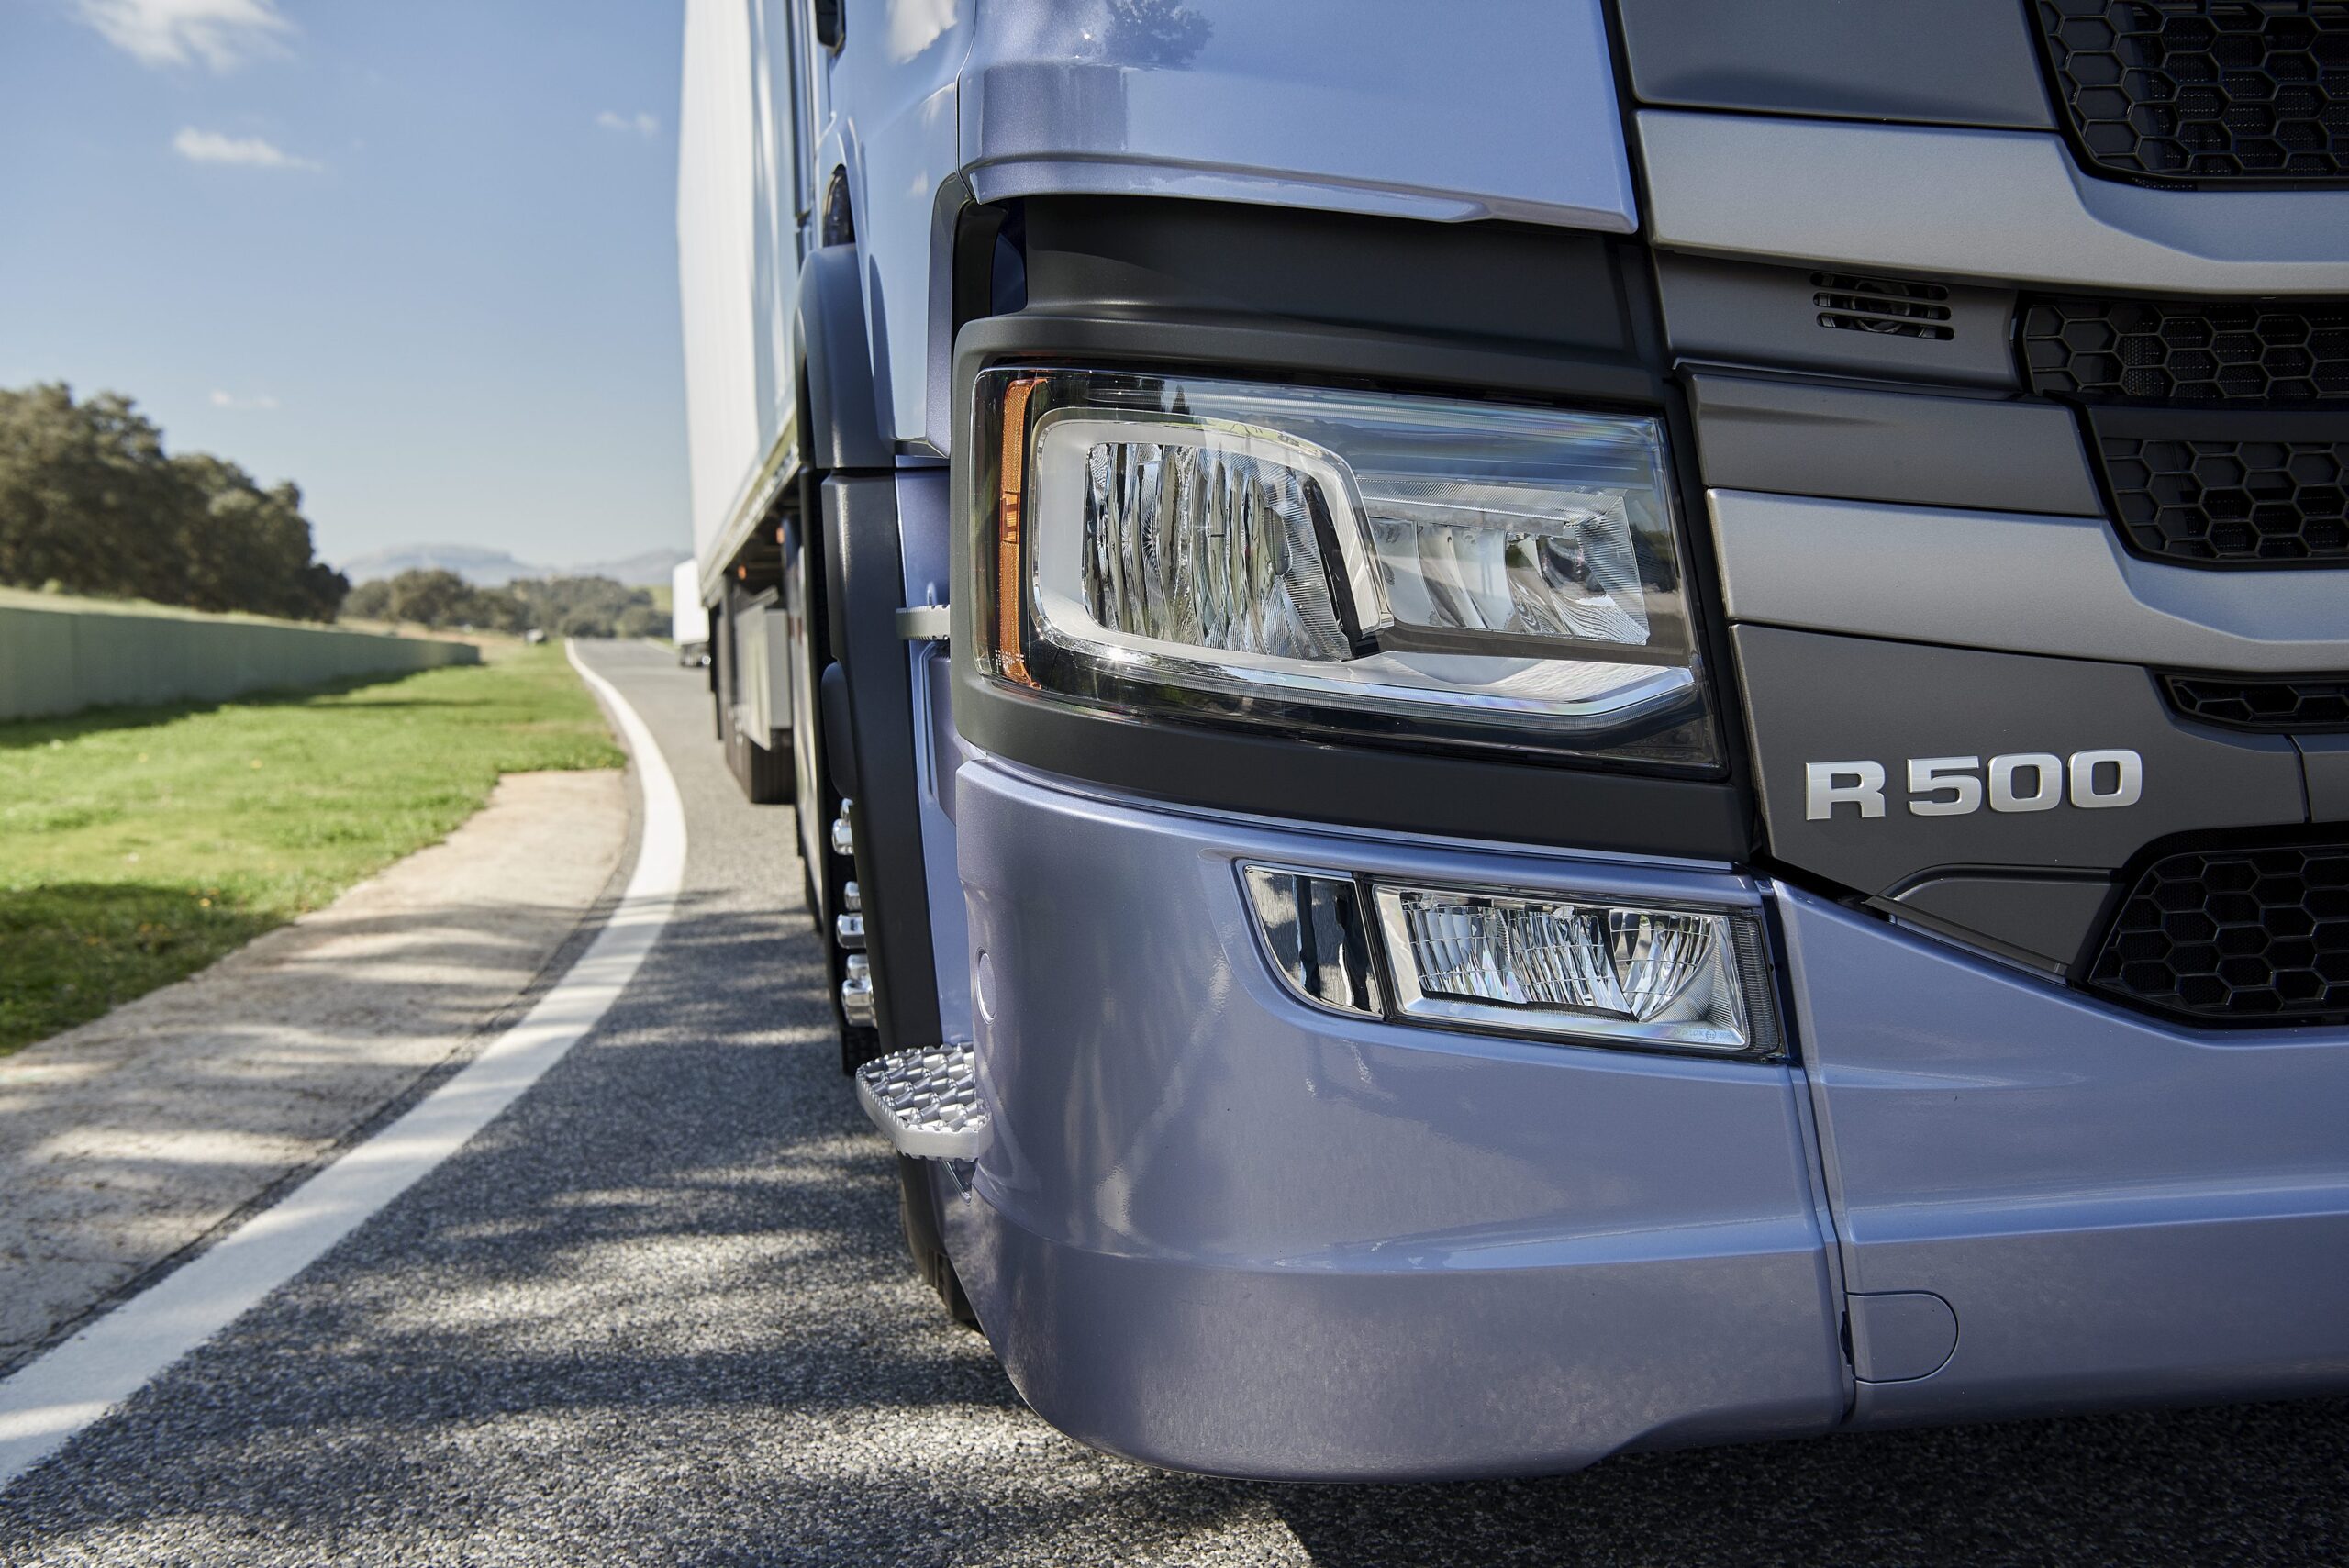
976,369 -> 1716,768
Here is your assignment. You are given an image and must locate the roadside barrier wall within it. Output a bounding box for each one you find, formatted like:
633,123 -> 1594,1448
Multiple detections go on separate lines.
0,601 -> 479,721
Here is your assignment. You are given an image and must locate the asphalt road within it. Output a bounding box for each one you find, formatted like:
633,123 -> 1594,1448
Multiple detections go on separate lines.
3,638 -> 2343,1567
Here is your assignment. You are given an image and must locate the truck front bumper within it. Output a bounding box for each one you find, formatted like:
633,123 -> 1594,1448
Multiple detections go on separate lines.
942,760 -> 2349,1480
941,759 -> 1849,1480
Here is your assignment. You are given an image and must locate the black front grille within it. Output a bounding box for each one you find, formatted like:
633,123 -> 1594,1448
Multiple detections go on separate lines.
2166,673 -> 2349,728
2033,0 -> 2349,185
2089,840 -> 2349,1023
2096,423 -> 2349,562
2021,295 -> 2349,404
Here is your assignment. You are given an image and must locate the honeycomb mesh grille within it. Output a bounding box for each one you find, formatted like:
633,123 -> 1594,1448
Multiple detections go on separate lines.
2098,433 -> 2349,562
2034,0 -> 2349,185
2021,295 -> 2349,404
2089,842 -> 2349,1022
2165,673 -> 2349,728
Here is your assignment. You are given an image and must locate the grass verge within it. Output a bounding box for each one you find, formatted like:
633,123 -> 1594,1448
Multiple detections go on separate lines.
0,641 -> 622,1056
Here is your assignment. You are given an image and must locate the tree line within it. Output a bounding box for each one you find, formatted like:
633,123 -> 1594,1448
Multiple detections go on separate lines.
0,384 -> 348,621
344,570 -> 664,639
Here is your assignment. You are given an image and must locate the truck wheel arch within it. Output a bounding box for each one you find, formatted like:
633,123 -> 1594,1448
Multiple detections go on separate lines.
790,238 -> 943,1070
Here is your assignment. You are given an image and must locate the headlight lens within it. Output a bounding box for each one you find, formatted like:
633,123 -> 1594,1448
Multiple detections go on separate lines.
974,369 -> 1716,768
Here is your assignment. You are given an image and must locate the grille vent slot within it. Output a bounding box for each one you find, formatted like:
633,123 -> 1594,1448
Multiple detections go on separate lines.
1811,272 -> 1954,341
2166,673 -> 2349,731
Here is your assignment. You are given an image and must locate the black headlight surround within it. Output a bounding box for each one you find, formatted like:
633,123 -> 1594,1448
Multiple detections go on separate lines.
945,196 -> 1756,864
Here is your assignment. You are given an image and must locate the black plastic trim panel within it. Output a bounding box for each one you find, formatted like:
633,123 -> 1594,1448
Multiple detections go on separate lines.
1617,0 -> 2056,128
799,248 -> 891,472
824,475 -> 942,1052
1688,373 -> 2103,516
1656,254 -> 2021,392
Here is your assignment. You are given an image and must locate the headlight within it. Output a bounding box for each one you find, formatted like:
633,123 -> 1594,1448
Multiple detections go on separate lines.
973,368 -> 1717,768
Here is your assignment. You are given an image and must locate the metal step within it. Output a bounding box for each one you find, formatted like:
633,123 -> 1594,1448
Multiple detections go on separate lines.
854,1040 -> 989,1161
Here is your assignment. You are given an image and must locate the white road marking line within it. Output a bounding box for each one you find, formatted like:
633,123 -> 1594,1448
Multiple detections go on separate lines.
0,640 -> 686,1491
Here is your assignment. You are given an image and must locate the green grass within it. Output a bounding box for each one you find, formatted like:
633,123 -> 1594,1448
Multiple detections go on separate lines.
0,642 -> 622,1055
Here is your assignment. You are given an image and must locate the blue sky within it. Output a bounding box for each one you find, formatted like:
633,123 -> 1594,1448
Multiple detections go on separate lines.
0,0 -> 688,571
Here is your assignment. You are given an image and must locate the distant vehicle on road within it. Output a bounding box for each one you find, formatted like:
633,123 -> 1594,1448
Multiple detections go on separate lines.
670,558 -> 709,668
677,0 -> 2349,1483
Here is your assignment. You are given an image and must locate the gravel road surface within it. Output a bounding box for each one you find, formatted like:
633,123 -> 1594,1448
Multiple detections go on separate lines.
3,639 -> 2342,1566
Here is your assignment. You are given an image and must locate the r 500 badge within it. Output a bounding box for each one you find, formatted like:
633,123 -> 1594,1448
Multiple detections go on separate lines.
1805,751 -> 2143,821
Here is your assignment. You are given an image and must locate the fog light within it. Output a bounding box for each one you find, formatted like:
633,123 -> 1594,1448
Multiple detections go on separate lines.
1371,884 -> 1777,1054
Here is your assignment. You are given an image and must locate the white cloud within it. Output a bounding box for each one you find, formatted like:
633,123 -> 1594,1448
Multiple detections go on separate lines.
596,109 -> 660,138
74,0 -> 293,71
174,127 -> 320,171
208,390 -> 279,411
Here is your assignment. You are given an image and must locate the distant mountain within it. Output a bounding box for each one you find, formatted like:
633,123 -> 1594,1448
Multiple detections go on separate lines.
567,549 -> 689,587
340,543 -> 686,588
338,544 -> 542,585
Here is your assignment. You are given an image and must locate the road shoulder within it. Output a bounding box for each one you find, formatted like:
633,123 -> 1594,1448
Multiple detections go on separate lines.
0,767 -> 629,1371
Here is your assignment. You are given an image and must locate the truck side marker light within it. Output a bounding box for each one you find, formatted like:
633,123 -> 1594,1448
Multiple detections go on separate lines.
996,375 -> 1043,687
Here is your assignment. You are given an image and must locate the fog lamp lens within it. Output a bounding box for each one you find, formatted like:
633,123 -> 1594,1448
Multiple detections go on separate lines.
1372,884 -> 1776,1054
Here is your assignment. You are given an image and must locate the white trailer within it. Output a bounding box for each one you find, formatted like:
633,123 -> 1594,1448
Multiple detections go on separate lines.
676,0 -> 809,805
669,558 -> 710,666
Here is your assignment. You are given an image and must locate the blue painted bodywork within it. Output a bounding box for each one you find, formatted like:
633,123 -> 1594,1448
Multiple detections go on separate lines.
1783,887 -> 2349,1429
808,0 -> 2349,1483
942,761 -> 1846,1480
811,0 -> 1636,453
936,760 -> 2349,1475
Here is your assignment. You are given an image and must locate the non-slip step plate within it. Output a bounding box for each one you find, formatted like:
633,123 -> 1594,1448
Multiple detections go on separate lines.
854,1041 -> 989,1160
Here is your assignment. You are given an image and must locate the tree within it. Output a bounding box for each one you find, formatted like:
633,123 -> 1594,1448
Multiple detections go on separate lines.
0,383 -> 348,621
340,573 -> 661,638
343,579 -> 394,619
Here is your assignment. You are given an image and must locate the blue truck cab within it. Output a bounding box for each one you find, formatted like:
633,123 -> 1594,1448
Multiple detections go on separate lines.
676,0 -> 2349,1480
